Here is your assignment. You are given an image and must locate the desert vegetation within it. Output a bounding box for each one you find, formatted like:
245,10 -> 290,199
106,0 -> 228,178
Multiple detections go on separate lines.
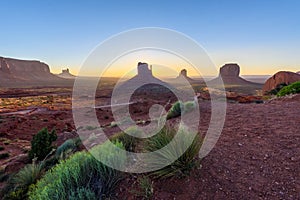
277,81 -> 300,96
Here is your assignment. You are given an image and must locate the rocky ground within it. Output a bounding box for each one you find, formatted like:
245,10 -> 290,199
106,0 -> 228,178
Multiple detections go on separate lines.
0,89 -> 299,199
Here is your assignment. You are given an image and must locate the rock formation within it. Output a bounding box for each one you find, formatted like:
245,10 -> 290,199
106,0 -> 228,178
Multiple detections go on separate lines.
209,63 -> 262,86
297,71 -> 300,74
0,56 -> 72,87
174,69 -> 199,84
262,71 -> 300,93
219,63 -> 240,77
113,62 -> 175,102
57,68 -> 76,79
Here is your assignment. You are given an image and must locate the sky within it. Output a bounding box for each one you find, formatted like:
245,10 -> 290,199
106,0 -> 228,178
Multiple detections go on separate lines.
0,0 -> 300,76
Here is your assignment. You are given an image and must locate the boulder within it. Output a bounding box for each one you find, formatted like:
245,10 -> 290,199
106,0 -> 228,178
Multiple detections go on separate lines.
262,71 -> 300,93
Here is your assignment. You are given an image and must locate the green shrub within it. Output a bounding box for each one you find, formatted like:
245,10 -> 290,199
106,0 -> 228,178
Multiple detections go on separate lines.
268,82 -> 288,95
3,163 -> 43,200
11,163 -> 43,189
29,141 -> 126,200
0,146 -> 4,151
110,126 -> 143,152
166,100 -> 196,119
277,81 -> 300,96
55,138 -> 81,160
131,176 -> 154,200
183,100 -> 197,114
0,152 -> 9,159
29,128 -> 57,160
145,126 -> 202,178
166,101 -> 183,119
69,187 -> 97,200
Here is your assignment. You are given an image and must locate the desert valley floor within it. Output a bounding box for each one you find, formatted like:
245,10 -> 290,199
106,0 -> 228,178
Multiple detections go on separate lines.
0,88 -> 299,199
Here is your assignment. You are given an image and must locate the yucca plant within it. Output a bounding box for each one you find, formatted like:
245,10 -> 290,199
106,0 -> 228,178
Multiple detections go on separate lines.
110,126 -> 143,152
3,163 -> 43,200
166,101 -> 183,119
145,126 -> 201,178
55,137 -> 81,160
11,163 -> 43,189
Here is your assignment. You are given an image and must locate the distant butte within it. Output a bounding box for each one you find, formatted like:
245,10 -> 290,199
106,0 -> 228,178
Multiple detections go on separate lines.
57,68 -> 76,79
175,69 -> 199,84
209,63 -> 262,86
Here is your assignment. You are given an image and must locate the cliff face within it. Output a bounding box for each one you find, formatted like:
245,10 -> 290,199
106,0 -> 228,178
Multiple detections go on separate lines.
0,57 -> 50,74
0,56 -> 72,87
263,71 -> 300,93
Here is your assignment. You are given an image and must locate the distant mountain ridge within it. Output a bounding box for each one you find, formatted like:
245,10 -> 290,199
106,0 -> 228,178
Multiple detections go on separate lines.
0,56 -> 72,87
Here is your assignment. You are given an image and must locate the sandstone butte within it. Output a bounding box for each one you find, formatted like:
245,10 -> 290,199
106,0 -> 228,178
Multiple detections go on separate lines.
262,71 -> 300,93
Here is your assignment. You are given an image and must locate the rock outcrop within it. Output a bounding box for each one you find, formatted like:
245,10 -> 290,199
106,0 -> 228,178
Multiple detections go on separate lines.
57,68 -> 76,79
209,63 -> 262,86
297,71 -> 300,74
0,56 -> 72,87
113,62 -> 176,102
175,69 -> 198,84
219,63 -> 240,77
262,71 -> 300,93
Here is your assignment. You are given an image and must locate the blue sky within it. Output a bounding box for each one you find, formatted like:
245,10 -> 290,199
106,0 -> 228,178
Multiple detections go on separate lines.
1,0 -> 299,75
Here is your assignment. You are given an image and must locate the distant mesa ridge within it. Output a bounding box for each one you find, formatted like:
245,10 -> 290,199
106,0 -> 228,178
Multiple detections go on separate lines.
0,56 -> 72,87
0,56 -> 50,74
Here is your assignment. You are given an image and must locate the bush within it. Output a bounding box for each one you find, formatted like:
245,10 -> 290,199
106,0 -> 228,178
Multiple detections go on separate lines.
29,128 -> 57,160
145,126 -> 202,178
277,81 -> 300,97
3,163 -> 43,200
29,141 -> 126,200
166,101 -> 183,119
69,187 -> 97,200
166,100 -> 196,119
0,146 -> 4,151
110,126 -> 143,152
268,82 -> 288,95
131,176 -> 154,200
55,137 -> 81,160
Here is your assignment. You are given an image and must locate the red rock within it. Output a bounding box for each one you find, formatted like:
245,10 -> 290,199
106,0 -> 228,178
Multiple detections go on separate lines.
262,71 -> 300,93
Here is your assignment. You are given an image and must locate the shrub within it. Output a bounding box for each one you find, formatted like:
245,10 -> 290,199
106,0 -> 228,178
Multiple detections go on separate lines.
11,163 -> 43,189
29,141 -> 126,200
55,137 -> 81,160
28,128 -> 57,160
183,100 -> 197,114
145,126 -> 202,178
277,81 -> 300,97
0,146 -> 4,151
3,163 -> 43,200
0,152 -> 9,159
131,176 -> 154,200
268,82 -> 288,95
110,126 -> 143,152
166,101 -> 183,119
69,187 -> 97,200
166,100 -> 196,119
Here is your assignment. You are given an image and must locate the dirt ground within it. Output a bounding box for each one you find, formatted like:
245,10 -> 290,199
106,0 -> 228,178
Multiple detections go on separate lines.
0,88 -> 299,199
